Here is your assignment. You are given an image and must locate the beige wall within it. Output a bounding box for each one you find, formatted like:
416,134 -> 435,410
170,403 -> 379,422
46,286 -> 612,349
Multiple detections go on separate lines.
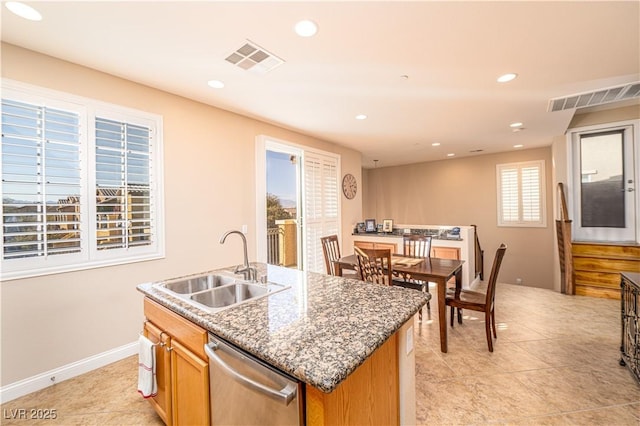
568,104 -> 639,129
0,44 -> 362,385
362,147 -> 555,289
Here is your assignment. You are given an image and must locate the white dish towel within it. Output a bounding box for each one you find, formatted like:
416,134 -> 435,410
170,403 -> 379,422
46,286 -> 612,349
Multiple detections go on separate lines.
137,334 -> 158,398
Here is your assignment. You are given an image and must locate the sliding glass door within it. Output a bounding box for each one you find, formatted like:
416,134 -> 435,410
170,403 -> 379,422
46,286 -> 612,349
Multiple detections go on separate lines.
256,136 -> 340,273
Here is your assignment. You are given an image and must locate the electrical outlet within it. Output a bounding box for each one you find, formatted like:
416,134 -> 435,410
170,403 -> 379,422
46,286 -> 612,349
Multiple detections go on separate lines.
516,278 -> 523,285
406,326 -> 414,355
241,224 -> 248,234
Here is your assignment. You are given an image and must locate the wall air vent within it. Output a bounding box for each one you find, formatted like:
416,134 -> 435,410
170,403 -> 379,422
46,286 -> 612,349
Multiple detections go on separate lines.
225,40 -> 284,74
548,81 -> 640,112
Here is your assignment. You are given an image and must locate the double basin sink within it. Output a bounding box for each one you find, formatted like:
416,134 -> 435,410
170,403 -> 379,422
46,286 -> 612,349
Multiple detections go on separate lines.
156,272 -> 288,313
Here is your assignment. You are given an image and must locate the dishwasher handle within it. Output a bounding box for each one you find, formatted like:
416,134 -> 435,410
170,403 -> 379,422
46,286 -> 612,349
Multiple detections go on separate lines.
204,341 -> 297,406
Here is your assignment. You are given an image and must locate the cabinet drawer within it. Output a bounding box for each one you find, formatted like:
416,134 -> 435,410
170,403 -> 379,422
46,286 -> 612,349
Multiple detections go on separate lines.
354,240 -> 398,253
354,241 -> 375,250
144,298 -> 207,359
431,246 -> 460,260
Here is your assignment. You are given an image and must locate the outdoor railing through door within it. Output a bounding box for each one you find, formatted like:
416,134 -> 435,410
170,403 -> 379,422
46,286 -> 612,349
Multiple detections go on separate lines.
267,227 -> 282,265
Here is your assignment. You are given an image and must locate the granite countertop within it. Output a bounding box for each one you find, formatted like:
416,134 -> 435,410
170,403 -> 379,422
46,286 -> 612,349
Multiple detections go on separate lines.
352,231 -> 463,241
137,263 -> 428,393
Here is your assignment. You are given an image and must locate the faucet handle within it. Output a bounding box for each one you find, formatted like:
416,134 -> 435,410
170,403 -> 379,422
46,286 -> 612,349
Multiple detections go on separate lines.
248,266 -> 258,283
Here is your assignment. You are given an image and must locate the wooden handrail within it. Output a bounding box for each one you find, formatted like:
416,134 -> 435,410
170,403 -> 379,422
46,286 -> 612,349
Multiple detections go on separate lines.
557,182 -> 570,222
556,183 -> 574,295
471,224 -> 484,280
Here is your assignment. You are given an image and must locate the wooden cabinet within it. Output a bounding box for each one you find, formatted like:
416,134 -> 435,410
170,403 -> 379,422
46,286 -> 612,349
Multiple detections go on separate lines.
431,246 -> 460,260
143,320 -> 172,425
306,333 -> 399,425
143,298 -> 210,426
354,240 -> 398,254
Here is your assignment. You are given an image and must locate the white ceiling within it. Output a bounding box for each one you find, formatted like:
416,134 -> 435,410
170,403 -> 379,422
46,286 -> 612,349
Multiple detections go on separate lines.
2,1 -> 639,168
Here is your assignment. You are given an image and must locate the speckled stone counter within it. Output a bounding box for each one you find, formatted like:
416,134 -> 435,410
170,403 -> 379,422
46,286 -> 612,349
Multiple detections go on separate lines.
137,263 -> 428,393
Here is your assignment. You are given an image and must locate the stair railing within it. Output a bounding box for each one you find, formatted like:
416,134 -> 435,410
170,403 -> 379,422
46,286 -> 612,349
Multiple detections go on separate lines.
471,224 -> 484,280
556,183 -> 575,294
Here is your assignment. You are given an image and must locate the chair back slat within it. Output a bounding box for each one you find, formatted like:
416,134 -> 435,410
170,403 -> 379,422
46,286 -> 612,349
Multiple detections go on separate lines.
354,246 -> 393,285
320,235 -> 341,275
402,234 -> 432,258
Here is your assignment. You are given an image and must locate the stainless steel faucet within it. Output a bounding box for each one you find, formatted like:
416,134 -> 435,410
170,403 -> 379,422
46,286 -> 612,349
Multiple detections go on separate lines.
219,230 -> 258,282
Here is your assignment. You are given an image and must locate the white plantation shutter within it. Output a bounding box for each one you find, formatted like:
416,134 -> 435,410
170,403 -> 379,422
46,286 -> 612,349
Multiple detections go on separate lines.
303,152 -> 339,273
95,117 -> 154,250
497,160 -> 545,227
521,166 -> 541,222
500,167 -> 519,222
1,99 -> 84,260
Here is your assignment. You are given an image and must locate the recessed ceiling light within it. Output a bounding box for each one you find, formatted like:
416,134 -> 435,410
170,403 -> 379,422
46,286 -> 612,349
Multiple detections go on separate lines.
355,114 -> 367,120
497,73 -> 517,83
513,144 -> 524,148
207,80 -> 225,89
509,122 -> 523,128
294,20 -> 318,37
447,153 -> 455,157
431,142 -> 441,147
5,1 -> 42,21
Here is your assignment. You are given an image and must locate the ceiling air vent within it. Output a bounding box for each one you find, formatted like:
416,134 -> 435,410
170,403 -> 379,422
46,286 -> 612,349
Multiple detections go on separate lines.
548,81 -> 640,112
225,40 -> 284,74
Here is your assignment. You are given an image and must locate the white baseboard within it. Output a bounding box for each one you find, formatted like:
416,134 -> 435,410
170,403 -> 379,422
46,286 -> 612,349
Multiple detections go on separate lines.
0,341 -> 138,404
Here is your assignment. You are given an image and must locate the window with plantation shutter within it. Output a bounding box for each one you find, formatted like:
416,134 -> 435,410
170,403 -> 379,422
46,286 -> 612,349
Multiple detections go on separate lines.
1,80 -> 164,280
496,160 -> 546,227
303,152 -> 339,273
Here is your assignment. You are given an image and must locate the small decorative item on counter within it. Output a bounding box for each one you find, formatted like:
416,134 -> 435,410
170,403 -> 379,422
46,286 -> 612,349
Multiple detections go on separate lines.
382,219 -> 393,233
357,222 -> 365,233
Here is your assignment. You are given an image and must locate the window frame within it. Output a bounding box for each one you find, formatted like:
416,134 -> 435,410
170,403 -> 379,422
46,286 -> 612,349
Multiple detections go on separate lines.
496,160 -> 547,228
1,79 -> 165,280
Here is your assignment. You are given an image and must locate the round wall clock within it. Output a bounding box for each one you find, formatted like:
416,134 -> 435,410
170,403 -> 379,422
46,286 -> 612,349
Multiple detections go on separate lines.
342,173 -> 357,199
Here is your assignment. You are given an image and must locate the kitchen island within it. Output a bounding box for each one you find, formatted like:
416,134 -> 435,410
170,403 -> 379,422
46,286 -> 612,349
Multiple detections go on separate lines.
137,263 -> 428,425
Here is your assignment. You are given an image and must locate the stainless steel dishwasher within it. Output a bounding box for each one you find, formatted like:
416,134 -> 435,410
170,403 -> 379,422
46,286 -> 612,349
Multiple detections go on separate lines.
204,334 -> 304,425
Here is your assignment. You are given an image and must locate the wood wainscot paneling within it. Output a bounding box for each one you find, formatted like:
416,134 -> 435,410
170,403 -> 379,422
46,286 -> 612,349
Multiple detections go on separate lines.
572,243 -> 640,299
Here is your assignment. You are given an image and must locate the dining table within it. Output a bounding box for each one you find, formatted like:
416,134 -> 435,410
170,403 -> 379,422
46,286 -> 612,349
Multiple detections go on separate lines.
334,254 -> 464,353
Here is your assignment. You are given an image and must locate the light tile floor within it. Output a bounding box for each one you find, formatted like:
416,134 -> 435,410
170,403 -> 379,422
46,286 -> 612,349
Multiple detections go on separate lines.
2,282 -> 639,425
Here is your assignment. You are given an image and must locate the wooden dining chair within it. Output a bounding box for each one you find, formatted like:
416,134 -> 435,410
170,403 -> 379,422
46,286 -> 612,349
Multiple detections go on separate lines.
354,246 -> 393,285
393,234 -> 433,318
321,235 -> 358,278
445,244 -> 507,352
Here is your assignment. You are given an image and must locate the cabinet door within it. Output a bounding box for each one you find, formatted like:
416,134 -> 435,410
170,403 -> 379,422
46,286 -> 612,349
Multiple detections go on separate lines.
354,241 -> 375,250
431,246 -> 460,260
171,339 -> 210,426
354,241 -> 397,253
144,321 -> 172,425
375,242 -> 397,254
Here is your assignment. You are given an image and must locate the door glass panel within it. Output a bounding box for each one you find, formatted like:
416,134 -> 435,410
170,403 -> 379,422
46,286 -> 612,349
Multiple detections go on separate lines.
266,150 -> 299,269
579,131 -> 624,228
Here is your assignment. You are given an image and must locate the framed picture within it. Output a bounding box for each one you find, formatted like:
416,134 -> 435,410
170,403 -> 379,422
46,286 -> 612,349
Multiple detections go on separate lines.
365,219 -> 376,233
356,222 -> 365,233
383,219 -> 393,233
